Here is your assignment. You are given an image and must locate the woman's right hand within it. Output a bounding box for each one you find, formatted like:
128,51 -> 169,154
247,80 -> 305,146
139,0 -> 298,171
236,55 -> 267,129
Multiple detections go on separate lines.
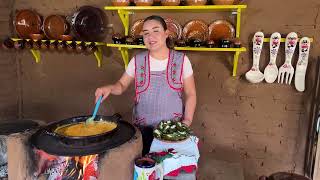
95,85 -> 113,103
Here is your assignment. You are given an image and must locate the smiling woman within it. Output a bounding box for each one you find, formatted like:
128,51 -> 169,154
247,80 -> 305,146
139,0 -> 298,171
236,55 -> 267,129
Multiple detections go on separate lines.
95,15 -> 197,155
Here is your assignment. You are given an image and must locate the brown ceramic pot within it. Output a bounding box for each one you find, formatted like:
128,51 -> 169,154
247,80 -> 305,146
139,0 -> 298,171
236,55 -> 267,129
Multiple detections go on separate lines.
2,38 -> 15,49
86,42 -> 97,53
49,41 -> 59,50
75,41 -> 86,53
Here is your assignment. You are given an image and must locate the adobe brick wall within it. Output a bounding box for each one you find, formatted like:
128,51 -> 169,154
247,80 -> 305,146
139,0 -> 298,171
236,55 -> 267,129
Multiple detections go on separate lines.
1,0 -> 318,180
0,0 -> 19,120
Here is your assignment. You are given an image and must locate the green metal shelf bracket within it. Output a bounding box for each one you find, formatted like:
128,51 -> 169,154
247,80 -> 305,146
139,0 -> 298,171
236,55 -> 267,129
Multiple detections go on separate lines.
118,10 -> 130,36
233,51 -> 240,77
30,49 -> 40,63
236,8 -> 242,38
94,46 -> 103,67
119,47 -> 129,69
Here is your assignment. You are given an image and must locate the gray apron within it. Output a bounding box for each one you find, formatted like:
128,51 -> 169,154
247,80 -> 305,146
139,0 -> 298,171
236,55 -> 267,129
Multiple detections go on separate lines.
133,50 -> 185,127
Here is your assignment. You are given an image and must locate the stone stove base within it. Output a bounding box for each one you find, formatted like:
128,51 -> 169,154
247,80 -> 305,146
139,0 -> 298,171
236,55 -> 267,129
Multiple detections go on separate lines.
6,127 -> 142,180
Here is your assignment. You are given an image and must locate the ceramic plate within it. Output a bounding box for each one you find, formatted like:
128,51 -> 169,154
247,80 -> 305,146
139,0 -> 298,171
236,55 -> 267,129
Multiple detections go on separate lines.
43,15 -> 69,40
208,20 -> 235,42
165,18 -> 182,40
130,19 -> 144,38
182,20 -> 208,42
14,9 -> 42,39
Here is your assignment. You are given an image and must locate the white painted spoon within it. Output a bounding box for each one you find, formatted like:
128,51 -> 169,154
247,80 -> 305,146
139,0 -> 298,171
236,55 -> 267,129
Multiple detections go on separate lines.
264,32 -> 281,83
295,37 -> 311,92
245,32 -> 265,83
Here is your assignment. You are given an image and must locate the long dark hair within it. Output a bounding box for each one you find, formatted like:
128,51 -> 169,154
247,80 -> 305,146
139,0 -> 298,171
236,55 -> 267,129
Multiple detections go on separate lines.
143,15 -> 174,49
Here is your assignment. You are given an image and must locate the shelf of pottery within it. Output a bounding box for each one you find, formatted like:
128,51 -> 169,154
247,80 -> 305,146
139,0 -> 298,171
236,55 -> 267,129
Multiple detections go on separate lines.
105,0 -> 247,76
245,32 -> 313,92
1,7 -> 106,67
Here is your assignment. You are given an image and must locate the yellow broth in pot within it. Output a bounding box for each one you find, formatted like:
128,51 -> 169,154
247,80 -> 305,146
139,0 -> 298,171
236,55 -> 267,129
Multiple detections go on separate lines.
54,121 -> 117,137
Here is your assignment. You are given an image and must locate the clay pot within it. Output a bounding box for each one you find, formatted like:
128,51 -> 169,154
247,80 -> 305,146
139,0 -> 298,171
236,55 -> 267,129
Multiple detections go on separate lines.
112,0 -> 130,6
86,42 -> 97,54
66,41 -> 77,52
233,38 -> 241,48
135,35 -> 144,45
112,33 -> 124,44
125,36 -> 135,45
25,40 -> 33,49
41,40 -> 50,50
206,40 -> 215,48
188,38 -> 202,47
57,41 -> 67,51
14,40 -> 25,50
186,0 -> 207,5
176,39 -> 186,47
134,0 -> 154,6
70,6 -> 107,42
2,38 -> 15,49
49,40 -> 59,50
75,41 -> 86,53
219,39 -> 231,48
161,0 -> 181,6
212,0 -> 234,5
33,41 -> 41,50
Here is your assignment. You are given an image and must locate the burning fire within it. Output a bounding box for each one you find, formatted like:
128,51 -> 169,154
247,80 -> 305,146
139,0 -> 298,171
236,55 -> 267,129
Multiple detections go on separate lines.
35,150 -> 99,180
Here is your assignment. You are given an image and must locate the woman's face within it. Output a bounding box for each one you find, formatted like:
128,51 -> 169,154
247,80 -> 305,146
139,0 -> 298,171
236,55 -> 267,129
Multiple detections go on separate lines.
142,19 -> 169,51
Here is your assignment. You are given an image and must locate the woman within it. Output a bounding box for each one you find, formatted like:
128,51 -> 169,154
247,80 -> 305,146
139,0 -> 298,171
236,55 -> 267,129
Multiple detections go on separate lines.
95,15 -> 196,155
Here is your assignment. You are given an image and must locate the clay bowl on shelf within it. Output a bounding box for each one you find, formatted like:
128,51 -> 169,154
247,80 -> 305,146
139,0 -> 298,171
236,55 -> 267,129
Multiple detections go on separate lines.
212,0 -> 234,5
135,35 -> 144,45
2,38 -> 15,49
112,0 -> 130,6
59,34 -> 73,41
186,0 -> 207,5
112,33 -> 125,44
134,0 -> 154,6
206,40 -> 215,48
29,33 -> 44,41
86,42 -> 97,53
176,39 -> 186,47
188,38 -> 202,47
161,0 -> 181,6
14,40 -> 25,50
14,9 -> 42,39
